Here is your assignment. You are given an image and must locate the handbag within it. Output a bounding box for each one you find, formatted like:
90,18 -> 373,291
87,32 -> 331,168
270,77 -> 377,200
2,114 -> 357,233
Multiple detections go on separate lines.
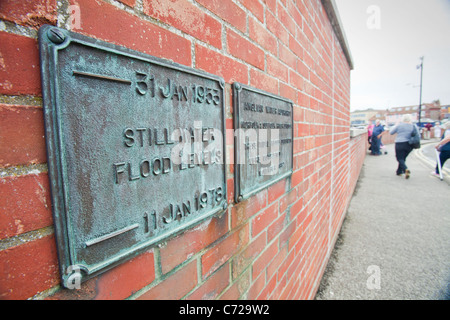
409,125 -> 421,149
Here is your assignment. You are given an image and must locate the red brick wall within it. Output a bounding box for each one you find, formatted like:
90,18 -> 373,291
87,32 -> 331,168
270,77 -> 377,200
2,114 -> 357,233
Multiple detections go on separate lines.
0,0 -> 363,300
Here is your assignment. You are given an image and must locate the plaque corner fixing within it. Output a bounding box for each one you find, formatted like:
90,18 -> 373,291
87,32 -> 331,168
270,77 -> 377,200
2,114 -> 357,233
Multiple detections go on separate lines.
39,25 -> 71,48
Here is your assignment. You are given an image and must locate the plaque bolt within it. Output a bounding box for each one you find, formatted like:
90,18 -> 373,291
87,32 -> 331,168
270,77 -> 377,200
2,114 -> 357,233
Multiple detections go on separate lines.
47,28 -> 66,44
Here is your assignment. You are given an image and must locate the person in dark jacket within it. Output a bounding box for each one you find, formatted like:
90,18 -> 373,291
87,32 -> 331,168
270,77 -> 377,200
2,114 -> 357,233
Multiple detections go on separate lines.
370,120 -> 385,155
389,114 -> 417,178
432,121 -> 450,177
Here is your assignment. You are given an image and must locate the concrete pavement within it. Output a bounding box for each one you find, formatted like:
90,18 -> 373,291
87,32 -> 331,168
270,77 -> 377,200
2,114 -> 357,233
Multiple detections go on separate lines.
315,143 -> 450,300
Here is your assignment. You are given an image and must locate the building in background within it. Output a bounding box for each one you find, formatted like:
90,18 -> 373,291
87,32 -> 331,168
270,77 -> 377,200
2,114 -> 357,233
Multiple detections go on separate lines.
350,109 -> 380,126
352,100 -> 446,127
441,105 -> 450,120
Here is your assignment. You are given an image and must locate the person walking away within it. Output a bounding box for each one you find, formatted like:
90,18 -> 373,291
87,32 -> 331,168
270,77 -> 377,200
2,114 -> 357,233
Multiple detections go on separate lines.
431,121 -> 450,178
390,114 -> 417,179
370,120 -> 385,155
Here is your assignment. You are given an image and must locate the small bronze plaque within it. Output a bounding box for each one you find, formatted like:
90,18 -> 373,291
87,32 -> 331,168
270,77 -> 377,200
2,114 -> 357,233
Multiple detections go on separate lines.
39,26 -> 226,286
233,83 -> 293,202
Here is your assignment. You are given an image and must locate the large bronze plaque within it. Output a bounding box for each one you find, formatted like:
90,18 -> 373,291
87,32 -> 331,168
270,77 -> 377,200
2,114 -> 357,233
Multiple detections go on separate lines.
233,83 -> 293,202
39,26 -> 227,286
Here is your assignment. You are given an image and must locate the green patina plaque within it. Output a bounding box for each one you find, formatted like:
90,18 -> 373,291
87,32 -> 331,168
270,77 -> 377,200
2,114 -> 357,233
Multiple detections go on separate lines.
233,83 -> 293,203
39,26 -> 227,287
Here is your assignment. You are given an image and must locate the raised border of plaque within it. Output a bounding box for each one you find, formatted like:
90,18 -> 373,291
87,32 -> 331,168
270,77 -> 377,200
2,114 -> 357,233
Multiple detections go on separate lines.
233,83 -> 293,203
39,25 -> 227,287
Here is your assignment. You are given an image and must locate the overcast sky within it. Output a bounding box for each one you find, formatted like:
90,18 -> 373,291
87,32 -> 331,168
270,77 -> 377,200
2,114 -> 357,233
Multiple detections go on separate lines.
334,0 -> 450,111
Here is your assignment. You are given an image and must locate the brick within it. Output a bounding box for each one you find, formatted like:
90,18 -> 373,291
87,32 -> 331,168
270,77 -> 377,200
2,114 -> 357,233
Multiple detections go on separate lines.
279,43 -> 297,70
252,239 -> 278,279
297,123 -> 310,137
187,263 -> 229,300
0,173 -> 53,240
232,232 -> 266,279
277,250 -> 295,283
247,271 -> 265,299
250,69 -> 278,95
249,17 -> 277,56
160,213 -> 228,274
118,0 -> 136,7
257,272 -> 277,299
197,0 -> 246,33
201,225 -> 248,278
267,179 -> 286,203
293,106 -> 304,122
267,211 -> 286,243
287,0 -> 303,26
0,0 -> 57,29
280,82 -> 296,102
279,220 -> 296,247
95,250 -> 155,299
303,21 -> 315,43
267,55 -> 288,83
264,0 -> 277,14
298,91 -> 310,108
267,244 -> 288,280
143,0 -> 222,49
279,188 -> 297,213
289,35 -> 304,60
231,190 -> 267,229
226,118 -> 234,146
239,0 -> 264,22
195,44 -> 248,84
72,0 -> 191,66
251,202 -> 277,237
219,269 -> 251,300
0,33 -> 41,96
266,10 -> 289,45
277,2 -> 296,36
290,197 -> 304,218
0,235 -> 59,300
227,29 -> 265,70
289,69 -> 304,91
138,260 -> 197,300
227,177 -> 234,204
0,105 -> 47,167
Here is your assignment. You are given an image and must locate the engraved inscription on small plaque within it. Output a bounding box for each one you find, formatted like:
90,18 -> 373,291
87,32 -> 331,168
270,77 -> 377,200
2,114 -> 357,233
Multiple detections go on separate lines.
233,83 -> 293,202
39,26 -> 227,285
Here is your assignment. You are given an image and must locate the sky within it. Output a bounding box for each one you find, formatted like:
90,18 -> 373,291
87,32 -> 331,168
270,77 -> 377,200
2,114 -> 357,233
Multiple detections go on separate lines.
334,0 -> 450,111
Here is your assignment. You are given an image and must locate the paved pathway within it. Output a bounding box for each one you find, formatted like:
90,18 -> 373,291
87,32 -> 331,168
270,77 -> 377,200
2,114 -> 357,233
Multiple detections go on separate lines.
315,143 -> 450,300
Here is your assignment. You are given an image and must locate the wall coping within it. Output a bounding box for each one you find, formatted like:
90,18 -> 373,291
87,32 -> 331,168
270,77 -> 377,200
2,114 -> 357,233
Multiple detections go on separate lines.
350,128 -> 367,138
321,0 -> 354,70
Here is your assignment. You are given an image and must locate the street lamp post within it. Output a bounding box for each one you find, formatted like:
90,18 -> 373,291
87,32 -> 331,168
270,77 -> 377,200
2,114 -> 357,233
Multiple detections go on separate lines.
417,56 -> 424,125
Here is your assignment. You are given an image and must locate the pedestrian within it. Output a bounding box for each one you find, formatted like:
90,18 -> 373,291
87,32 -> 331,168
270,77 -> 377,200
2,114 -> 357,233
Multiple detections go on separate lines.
434,122 -> 441,139
368,123 -> 374,152
431,121 -> 450,178
424,122 -> 432,139
370,120 -> 385,155
389,114 -> 417,179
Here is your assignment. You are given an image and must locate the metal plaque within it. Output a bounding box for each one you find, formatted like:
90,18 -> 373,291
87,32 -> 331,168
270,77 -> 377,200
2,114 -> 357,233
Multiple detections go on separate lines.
39,26 -> 227,286
233,83 -> 293,202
